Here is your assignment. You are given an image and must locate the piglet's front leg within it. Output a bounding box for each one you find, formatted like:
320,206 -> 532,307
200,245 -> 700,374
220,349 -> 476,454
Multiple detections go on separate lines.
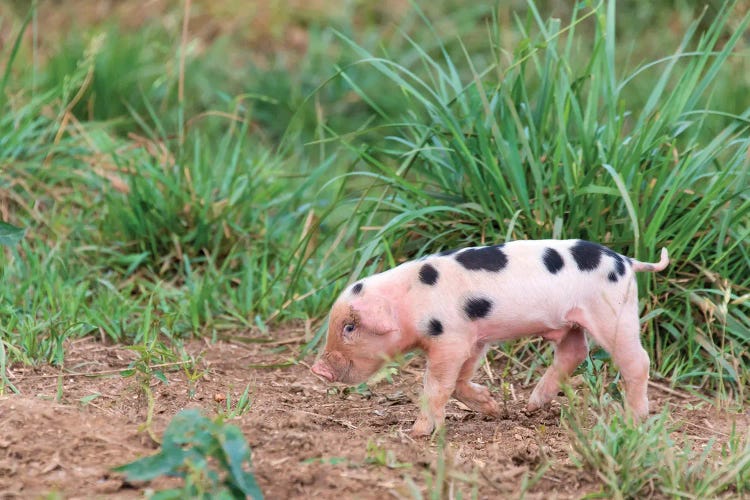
411,349 -> 468,437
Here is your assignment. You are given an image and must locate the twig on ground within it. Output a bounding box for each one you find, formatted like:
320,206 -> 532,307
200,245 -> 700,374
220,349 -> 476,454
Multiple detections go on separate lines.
279,402 -> 357,429
17,361 -> 192,379
648,380 -> 692,399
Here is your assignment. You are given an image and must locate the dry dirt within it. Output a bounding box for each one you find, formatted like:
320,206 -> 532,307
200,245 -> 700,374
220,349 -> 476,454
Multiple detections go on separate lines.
0,334 -> 747,499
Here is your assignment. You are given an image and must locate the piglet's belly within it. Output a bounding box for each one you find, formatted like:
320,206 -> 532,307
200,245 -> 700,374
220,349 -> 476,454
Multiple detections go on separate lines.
476,314 -> 575,343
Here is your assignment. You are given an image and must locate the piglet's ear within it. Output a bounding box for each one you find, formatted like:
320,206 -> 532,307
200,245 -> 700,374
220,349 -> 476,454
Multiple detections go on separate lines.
350,295 -> 399,335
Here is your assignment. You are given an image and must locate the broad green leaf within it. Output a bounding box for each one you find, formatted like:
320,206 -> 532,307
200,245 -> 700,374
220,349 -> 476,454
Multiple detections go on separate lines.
153,369 -> 169,384
0,222 -> 24,247
149,489 -> 185,500
219,425 -> 263,498
113,449 -> 186,481
114,409 -> 263,498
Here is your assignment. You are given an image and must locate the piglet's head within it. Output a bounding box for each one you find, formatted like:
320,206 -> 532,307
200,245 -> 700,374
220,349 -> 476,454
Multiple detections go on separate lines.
311,293 -> 400,385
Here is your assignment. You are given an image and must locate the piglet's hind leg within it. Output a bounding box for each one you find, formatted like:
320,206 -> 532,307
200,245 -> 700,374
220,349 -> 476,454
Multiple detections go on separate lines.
527,327 -> 588,412
569,306 -> 650,419
607,320 -> 650,420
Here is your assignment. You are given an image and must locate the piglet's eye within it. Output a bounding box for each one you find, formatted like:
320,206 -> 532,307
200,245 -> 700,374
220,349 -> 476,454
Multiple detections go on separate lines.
343,323 -> 356,334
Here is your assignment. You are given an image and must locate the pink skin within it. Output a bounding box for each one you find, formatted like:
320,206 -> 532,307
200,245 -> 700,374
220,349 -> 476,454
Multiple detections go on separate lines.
311,242 -> 668,437
310,361 -> 335,382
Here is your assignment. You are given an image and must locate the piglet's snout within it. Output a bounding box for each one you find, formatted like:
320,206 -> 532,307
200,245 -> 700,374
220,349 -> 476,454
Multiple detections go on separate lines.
311,359 -> 335,382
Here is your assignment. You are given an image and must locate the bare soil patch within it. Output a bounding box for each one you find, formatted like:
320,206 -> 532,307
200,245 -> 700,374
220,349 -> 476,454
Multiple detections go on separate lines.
1,336 -> 747,498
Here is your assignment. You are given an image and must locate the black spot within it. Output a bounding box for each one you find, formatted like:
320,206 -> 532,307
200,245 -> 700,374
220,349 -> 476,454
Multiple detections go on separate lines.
615,256 -> 625,276
351,282 -> 363,295
438,248 -> 460,257
607,271 -> 618,282
614,255 -> 626,276
455,245 -> 508,272
601,246 -> 627,278
418,263 -> 439,285
464,297 -> 493,320
570,240 -> 603,271
427,318 -> 443,336
542,248 -> 564,274
601,247 -> 622,266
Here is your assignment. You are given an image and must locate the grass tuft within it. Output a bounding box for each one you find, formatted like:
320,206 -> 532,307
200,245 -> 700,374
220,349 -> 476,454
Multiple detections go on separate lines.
562,384 -> 750,498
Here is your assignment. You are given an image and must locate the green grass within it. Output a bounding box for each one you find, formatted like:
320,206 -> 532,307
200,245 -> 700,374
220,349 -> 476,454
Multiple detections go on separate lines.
562,384 -> 750,498
0,0 -> 748,496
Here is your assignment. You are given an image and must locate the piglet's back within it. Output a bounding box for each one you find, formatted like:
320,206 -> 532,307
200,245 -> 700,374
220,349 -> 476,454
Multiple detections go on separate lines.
402,240 -> 638,339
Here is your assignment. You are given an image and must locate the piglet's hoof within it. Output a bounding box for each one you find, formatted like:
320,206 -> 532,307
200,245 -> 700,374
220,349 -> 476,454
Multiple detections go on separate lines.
524,401 -> 543,414
410,417 -> 434,438
454,383 -> 500,417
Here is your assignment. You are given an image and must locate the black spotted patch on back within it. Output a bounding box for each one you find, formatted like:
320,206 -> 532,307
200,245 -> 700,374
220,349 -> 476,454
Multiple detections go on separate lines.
601,247 -> 627,282
455,245 -> 508,272
570,240 -> 603,271
464,297 -> 493,320
542,248 -> 564,274
427,318 -> 443,336
613,254 -> 626,276
351,282 -> 363,295
418,263 -> 439,285
605,248 -> 625,276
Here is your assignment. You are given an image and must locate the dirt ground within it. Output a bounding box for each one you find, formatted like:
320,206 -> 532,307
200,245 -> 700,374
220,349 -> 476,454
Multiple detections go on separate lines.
0,334 -> 747,499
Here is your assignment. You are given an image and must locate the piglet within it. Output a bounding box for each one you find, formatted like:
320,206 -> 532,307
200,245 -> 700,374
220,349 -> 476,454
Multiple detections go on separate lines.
311,239 -> 669,437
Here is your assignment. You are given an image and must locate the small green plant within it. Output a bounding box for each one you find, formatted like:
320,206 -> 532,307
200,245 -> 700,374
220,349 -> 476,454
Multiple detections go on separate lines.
0,340 -> 18,395
365,439 -> 411,469
346,382 -> 373,398
178,348 -> 207,399
406,428 -> 480,500
120,314 -> 184,441
115,409 -> 263,499
303,456 -> 350,466
55,374 -> 63,402
217,384 -> 254,419
577,349 -> 623,405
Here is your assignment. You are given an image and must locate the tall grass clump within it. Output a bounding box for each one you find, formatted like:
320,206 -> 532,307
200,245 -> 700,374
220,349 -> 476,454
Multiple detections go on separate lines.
0,3 -> 350,365
317,1 -> 749,398
37,24 -> 250,136
93,111 -> 339,327
0,9 -> 106,366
